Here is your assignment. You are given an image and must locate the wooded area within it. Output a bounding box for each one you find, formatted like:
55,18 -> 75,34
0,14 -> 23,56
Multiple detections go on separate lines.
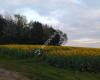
0,14 -> 67,45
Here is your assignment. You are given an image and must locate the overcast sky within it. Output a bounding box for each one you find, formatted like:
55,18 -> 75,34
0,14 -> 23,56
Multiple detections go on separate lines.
0,0 -> 100,48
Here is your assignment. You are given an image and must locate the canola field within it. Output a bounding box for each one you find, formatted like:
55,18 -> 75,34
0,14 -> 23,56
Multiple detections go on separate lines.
0,44 -> 100,56
0,45 -> 100,72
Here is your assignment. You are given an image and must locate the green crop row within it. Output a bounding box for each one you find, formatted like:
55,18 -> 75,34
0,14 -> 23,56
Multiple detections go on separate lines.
0,46 -> 100,73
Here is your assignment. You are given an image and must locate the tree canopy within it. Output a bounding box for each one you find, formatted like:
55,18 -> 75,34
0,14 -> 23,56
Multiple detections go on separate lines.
0,14 -> 67,45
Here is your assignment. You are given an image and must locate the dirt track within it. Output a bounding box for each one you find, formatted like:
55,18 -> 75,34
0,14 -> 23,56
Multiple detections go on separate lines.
0,69 -> 29,80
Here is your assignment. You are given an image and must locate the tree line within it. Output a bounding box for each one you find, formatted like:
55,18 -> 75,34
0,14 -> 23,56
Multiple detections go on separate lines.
0,14 -> 67,45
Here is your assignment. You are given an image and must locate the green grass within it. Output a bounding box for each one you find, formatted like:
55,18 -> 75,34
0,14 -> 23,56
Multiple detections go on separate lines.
0,56 -> 100,80
0,45 -> 100,80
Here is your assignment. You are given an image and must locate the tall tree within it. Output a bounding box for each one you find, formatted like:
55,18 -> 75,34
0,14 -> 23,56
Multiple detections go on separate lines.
0,15 -> 8,43
0,14 -> 68,45
0,15 -> 6,36
49,30 -> 67,45
31,21 -> 44,44
14,14 -> 27,43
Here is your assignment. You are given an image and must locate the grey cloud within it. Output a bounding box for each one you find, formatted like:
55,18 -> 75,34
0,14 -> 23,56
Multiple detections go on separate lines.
82,0 -> 100,9
0,0 -> 100,48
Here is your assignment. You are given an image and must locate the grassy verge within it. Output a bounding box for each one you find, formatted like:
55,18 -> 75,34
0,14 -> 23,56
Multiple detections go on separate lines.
0,56 -> 100,80
0,45 -> 100,80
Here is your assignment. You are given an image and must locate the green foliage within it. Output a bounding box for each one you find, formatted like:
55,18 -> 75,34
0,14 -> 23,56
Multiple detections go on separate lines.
0,56 -> 100,80
45,55 -> 100,72
0,46 -> 100,73
0,47 -> 34,58
0,14 -> 67,45
0,46 -> 100,80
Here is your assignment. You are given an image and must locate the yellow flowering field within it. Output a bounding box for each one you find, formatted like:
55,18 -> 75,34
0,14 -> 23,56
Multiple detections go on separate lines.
0,44 -> 100,56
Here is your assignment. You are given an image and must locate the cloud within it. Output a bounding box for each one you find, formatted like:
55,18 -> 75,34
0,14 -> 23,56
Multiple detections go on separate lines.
66,38 -> 100,48
15,8 -> 60,27
73,38 -> 100,44
82,0 -> 100,9
0,9 -> 5,14
0,0 -> 100,48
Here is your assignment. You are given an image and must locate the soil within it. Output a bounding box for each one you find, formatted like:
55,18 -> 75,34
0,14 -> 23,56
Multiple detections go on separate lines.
0,68 -> 29,80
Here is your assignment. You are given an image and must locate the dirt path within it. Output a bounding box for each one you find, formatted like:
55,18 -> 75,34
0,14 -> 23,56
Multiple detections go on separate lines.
0,69 -> 29,80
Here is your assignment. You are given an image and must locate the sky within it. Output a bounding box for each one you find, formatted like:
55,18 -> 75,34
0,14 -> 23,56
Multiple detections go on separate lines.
0,0 -> 100,48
